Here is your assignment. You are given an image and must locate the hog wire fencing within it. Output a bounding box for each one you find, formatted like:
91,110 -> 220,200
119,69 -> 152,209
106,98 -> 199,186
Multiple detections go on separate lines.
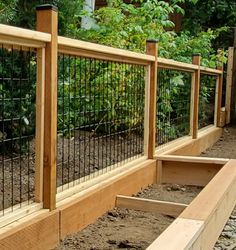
0,17 -> 225,222
156,69 -> 192,147
57,55 -> 146,191
0,45 -> 36,217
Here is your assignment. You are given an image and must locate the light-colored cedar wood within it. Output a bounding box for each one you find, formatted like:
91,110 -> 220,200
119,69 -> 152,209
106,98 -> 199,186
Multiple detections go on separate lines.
0,203 -> 42,229
0,210 -> 59,250
158,57 -> 198,72
179,160 -> 236,249
145,41 -> 158,158
199,66 -> 223,75
147,160 -> 236,250
191,54 -> 201,139
225,47 -> 234,124
215,51 -> 224,126
0,35 -> 46,48
56,156 -> 147,201
36,7 -> 58,210
219,107 -> 226,127
157,155 -> 228,165
163,126 -> 222,156
116,195 -> 187,217
156,160 -> 162,184
58,36 -> 155,64
35,48 -> 45,202
146,218 -> 204,250
162,161 -> 222,186
0,24 -> 51,42
58,160 -> 156,238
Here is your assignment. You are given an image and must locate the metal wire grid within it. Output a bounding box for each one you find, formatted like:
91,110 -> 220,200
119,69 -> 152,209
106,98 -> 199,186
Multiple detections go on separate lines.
198,74 -> 217,129
57,55 -> 145,190
156,69 -> 191,147
0,45 -> 36,216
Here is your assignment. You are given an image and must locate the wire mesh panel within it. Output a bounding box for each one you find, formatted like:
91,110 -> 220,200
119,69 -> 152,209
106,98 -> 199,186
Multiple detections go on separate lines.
156,69 -> 191,147
0,45 -> 36,216
199,74 -> 217,129
57,55 -> 145,190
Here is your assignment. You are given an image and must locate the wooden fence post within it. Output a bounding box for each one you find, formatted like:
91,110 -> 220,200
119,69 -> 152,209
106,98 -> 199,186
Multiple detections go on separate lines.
191,54 -> 201,139
225,47 -> 234,124
36,4 -> 58,210
145,40 -> 158,159
215,49 -> 224,127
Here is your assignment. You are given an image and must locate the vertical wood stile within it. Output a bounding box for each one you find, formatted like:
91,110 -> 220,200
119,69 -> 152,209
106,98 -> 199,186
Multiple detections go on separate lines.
225,47 -> 234,124
36,4 -> 58,210
216,50 -> 224,127
191,54 -> 201,139
145,40 -> 158,159
35,48 -> 45,203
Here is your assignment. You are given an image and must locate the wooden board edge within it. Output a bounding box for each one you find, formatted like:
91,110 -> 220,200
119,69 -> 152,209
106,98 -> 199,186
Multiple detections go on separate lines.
116,195 -> 187,217
0,210 -> 59,250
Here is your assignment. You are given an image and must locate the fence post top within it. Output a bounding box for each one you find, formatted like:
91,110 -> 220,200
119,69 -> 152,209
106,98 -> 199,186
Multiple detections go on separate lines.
36,4 -> 58,12
146,39 -> 158,44
192,53 -> 201,57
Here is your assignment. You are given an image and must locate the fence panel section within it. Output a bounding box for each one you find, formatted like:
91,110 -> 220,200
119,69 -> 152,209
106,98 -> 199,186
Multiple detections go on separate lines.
57,55 -> 146,191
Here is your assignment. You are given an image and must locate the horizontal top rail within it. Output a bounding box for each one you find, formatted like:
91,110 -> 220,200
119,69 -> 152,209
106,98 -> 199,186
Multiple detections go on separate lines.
0,24 -> 51,48
158,57 -> 223,75
58,36 -> 155,65
199,66 -> 223,75
158,57 -> 198,72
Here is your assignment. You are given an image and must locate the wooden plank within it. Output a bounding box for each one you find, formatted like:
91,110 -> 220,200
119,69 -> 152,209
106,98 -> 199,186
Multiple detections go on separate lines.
162,161 -> 222,186
58,36 -> 155,64
147,160 -> 236,250
0,203 -> 42,229
0,24 -> 51,42
36,5 -> 58,210
157,155 -> 229,165
58,160 -> 156,238
225,47 -> 234,124
215,52 -> 224,126
199,66 -> 223,75
0,35 -> 46,48
179,160 -> 236,249
0,210 -> 59,250
156,160 -> 162,184
145,40 -> 158,158
191,54 -> 201,139
35,48 -> 45,202
158,57 -> 198,72
116,195 -> 187,217
56,156 -> 147,201
159,126 -> 222,156
147,218 -> 204,250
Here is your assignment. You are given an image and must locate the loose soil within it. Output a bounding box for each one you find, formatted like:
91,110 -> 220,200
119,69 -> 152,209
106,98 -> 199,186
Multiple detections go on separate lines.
56,125 -> 236,250
55,184 -> 202,250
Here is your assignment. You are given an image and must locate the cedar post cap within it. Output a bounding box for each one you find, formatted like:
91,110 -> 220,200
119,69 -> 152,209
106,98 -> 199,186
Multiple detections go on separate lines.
36,4 -> 58,12
192,53 -> 201,57
146,39 -> 158,43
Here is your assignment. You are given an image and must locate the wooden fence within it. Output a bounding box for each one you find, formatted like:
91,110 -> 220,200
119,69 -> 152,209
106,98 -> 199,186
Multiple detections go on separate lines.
0,4 -> 230,228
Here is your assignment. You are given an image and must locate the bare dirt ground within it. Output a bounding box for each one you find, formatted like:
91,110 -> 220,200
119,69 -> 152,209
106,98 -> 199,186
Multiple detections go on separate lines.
55,125 -> 236,250
55,184 -> 202,250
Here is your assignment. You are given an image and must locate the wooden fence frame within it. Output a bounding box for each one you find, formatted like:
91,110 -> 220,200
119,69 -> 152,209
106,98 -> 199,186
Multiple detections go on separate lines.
0,3 -> 234,250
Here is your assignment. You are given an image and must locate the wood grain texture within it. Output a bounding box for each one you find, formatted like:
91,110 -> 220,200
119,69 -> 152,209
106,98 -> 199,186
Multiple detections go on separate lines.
225,47 -> 234,124
36,8 -> 58,210
191,55 -> 200,139
147,218 -> 204,250
162,161 -> 222,186
0,210 -> 59,250
116,195 -> 187,217
58,160 -> 156,239
146,41 -> 158,158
